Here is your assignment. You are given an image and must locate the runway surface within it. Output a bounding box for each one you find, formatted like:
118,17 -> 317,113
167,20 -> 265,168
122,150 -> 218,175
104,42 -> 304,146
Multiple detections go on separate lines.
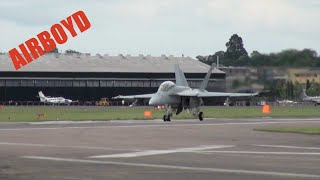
0,118 -> 319,180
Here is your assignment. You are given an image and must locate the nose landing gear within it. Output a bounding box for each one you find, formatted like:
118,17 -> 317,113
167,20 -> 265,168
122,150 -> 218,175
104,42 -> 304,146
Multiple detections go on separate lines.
163,105 -> 173,122
163,115 -> 171,122
198,112 -> 204,121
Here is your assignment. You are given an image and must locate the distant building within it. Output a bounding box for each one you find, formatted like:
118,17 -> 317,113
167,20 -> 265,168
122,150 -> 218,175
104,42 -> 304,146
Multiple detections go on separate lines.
219,66 -> 262,92
0,54 -> 226,102
288,68 -> 320,84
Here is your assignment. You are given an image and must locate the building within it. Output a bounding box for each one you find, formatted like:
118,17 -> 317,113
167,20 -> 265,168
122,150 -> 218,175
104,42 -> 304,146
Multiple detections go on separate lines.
220,66 -> 258,91
0,54 -> 226,103
288,68 -> 320,85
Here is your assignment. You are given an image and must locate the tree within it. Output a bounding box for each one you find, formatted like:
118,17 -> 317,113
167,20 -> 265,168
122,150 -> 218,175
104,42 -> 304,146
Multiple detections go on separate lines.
306,80 -> 311,90
251,51 -> 261,57
46,47 -> 59,53
306,83 -> 320,96
287,81 -> 294,99
65,49 -> 81,54
225,34 -> 248,60
196,51 -> 225,66
196,55 -> 207,63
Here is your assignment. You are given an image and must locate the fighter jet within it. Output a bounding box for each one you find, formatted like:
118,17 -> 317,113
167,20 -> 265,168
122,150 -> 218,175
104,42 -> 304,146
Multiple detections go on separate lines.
300,89 -> 320,106
38,91 -> 73,105
113,65 -> 258,121
277,99 -> 297,104
276,99 -> 297,107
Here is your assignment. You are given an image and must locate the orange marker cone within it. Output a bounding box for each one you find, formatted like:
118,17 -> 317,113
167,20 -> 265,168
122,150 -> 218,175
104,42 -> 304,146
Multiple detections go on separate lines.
262,104 -> 271,114
144,111 -> 153,117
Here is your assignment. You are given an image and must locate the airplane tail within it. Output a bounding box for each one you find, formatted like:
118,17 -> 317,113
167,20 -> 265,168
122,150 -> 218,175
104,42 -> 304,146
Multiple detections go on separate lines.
199,64 -> 214,90
174,64 -> 189,87
300,89 -> 309,99
38,91 -> 46,102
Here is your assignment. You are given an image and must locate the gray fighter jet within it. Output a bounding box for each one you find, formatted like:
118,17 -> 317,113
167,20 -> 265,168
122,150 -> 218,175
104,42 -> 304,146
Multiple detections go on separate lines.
113,64 -> 258,121
300,89 -> 320,106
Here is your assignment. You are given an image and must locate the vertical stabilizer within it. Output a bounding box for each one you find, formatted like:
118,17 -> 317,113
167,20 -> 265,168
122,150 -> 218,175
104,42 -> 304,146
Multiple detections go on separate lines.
174,64 -> 189,87
199,64 -> 214,90
300,89 -> 309,99
38,91 -> 46,102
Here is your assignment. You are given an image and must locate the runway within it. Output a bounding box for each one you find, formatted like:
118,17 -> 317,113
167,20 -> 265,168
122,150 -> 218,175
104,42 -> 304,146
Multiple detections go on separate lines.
0,118 -> 319,180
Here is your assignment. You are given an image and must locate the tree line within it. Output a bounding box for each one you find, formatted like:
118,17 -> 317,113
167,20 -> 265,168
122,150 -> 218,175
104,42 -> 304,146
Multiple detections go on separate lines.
197,34 -> 320,67
46,48 -> 81,54
197,34 -> 320,100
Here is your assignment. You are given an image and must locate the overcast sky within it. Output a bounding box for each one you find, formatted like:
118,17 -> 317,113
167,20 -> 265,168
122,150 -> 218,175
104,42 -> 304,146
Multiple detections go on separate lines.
1,0 -> 320,58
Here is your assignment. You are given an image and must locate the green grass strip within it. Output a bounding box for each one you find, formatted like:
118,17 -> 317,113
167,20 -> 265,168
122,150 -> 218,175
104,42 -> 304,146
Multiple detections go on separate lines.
0,106 -> 320,122
254,127 -> 320,135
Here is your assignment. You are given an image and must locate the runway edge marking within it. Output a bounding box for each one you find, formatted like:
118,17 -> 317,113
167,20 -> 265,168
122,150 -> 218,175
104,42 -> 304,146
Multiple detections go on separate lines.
0,142 -> 142,151
253,145 -> 320,150
194,151 -> 320,155
89,145 -> 234,158
1,120 -> 320,131
21,156 -> 320,178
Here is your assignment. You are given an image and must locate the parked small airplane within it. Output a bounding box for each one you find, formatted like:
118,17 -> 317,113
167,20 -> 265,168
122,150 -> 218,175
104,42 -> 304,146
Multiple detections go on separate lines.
38,91 -> 73,105
113,64 -> 258,121
300,89 -> 320,106
277,99 -> 297,104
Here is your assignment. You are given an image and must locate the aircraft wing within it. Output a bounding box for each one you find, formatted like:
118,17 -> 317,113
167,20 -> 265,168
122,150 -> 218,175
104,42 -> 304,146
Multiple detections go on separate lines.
173,90 -> 258,98
197,92 -> 259,98
113,93 -> 155,100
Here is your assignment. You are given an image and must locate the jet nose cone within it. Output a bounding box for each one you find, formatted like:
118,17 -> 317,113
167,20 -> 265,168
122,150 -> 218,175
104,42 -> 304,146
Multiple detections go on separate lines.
149,95 -> 161,106
149,97 -> 156,106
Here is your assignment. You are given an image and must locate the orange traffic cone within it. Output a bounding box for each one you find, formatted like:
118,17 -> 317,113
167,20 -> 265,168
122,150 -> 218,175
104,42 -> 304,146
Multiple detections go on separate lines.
144,111 -> 153,117
262,104 -> 271,114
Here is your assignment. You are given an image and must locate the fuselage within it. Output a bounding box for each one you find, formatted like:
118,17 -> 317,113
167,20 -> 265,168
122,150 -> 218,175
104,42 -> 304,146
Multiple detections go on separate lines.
303,96 -> 320,103
277,100 -> 295,104
148,81 -> 203,108
42,97 -> 72,104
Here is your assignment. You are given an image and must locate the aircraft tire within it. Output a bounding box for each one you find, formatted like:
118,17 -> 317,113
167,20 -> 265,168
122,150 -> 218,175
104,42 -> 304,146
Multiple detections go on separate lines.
198,112 -> 204,121
163,115 -> 171,122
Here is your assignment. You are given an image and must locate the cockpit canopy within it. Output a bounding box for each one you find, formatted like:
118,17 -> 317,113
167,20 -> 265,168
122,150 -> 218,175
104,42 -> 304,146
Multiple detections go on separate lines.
158,81 -> 175,92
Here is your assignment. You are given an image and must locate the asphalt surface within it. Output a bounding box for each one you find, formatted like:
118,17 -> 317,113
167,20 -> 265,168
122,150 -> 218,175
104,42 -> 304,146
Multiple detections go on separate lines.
0,118 -> 319,180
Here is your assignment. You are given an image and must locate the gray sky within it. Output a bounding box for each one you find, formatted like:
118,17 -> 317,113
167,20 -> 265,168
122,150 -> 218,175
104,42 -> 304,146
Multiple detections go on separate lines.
1,0 -> 320,58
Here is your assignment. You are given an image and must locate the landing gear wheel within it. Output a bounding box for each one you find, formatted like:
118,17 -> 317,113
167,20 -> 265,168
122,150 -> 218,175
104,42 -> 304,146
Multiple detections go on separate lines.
198,112 -> 204,121
163,115 -> 171,122
166,115 -> 171,122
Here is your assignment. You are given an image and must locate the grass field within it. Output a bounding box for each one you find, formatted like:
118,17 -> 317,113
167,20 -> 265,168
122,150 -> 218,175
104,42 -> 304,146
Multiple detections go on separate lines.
254,127 -> 320,135
0,106 -> 320,122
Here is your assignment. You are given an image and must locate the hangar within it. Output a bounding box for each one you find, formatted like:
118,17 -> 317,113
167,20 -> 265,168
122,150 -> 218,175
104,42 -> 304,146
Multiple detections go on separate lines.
0,53 -> 226,104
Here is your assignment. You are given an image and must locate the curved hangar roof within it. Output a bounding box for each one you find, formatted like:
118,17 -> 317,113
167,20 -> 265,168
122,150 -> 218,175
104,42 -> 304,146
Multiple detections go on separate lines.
0,54 -> 225,74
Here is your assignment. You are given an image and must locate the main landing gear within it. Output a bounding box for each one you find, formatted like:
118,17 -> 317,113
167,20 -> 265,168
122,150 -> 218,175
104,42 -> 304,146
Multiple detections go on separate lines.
162,106 -> 204,122
163,105 -> 173,122
163,115 -> 171,122
198,112 -> 204,121
191,107 -> 204,121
